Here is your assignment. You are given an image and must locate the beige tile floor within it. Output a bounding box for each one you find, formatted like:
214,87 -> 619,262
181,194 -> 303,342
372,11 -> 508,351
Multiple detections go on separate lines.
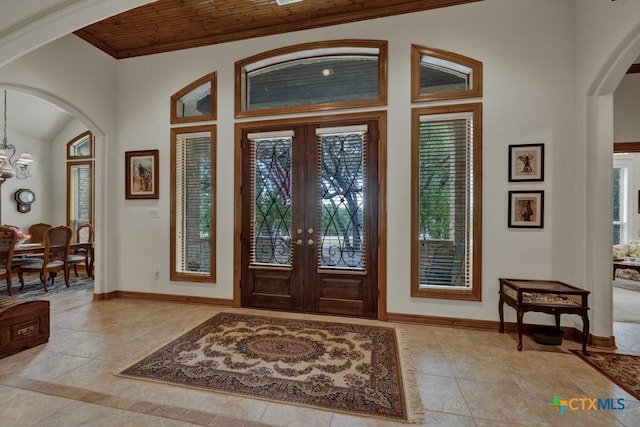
1,285 -> 639,426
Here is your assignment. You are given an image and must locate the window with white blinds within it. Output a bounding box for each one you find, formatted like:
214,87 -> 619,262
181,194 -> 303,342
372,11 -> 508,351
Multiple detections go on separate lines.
66,131 -> 94,236
411,103 -> 482,301
170,125 -> 216,282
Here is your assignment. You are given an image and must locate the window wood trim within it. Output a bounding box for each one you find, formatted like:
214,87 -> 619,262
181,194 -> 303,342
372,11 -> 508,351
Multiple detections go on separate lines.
234,39 -> 388,118
170,124 -> 217,282
66,131 -> 93,160
614,142 -> 640,153
410,102 -> 482,301
411,44 -> 482,103
170,72 -> 217,124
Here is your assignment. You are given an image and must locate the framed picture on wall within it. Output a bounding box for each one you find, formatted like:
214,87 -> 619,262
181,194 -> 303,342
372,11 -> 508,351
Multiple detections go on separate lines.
125,149 -> 159,199
508,190 -> 544,228
508,143 -> 544,182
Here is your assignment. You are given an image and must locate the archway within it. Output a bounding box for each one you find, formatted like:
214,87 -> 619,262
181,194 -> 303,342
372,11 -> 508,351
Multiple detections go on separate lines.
586,25 -> 640,345
0,83 -> 107,295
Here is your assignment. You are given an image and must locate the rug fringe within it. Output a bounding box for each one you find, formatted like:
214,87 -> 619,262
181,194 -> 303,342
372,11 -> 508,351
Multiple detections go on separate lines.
396,328 -> 425,424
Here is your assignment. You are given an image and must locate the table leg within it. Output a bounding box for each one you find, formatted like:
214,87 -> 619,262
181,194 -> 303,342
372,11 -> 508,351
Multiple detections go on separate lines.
517,309 -> 524,351
498,294 -> 505,333
89,246 -> 94,278
581,313 -> 590,356
554,314 -> 560,328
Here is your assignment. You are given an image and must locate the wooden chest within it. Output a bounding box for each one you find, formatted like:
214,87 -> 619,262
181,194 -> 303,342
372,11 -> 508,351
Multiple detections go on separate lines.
0,297 -> 50,359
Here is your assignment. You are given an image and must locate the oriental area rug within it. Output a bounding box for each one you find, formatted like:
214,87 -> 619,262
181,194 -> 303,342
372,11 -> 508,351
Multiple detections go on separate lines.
117,312 -> 423,423
0,275 -> 93,298
572,350 -> 640,400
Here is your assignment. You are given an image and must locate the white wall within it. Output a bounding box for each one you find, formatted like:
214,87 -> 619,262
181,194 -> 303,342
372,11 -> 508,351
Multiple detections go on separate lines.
3,0 -> 640,334
113,0 -> 577,322
0,133 -> 52,229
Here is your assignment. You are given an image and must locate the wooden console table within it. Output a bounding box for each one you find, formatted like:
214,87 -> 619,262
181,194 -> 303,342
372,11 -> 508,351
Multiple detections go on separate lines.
613,260 -> 640,279
498,278 -> 590,355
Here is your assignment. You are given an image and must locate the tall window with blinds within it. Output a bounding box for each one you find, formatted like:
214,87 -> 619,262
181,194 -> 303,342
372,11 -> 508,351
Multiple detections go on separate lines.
66,131 -> 94,236
170,125 -> 216,282
411,103 -> 482,301
612,162 -> 628,245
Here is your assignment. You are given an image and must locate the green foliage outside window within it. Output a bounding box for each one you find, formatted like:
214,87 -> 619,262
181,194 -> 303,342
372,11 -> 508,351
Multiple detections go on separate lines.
419,122 -> 452,240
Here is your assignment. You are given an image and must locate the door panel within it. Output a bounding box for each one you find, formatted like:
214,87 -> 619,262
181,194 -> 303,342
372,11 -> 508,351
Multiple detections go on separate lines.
241,117 -> 379,318
241,131 -> 302,311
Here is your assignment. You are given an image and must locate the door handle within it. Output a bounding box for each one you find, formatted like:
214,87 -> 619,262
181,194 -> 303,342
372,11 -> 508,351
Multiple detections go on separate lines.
295,239 -> 303,246
308,239 -> 314,246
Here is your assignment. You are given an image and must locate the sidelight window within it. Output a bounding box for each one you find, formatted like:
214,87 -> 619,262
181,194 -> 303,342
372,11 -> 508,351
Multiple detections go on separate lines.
66,131 -> 94,235
613,160 -> 629,245
170,126 -> 216,281
411,103 -> 482,301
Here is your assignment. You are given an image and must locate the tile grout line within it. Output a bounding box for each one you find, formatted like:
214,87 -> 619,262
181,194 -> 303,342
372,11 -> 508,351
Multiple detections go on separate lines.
0,374 -> 239,426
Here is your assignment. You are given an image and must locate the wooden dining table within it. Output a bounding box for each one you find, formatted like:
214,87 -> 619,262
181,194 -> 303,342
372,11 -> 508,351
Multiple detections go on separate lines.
13,242 -> 95,278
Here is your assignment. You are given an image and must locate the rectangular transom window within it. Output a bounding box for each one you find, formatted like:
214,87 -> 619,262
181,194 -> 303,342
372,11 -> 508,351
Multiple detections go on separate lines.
170,125 -> 216,282
411,103 -> 482,301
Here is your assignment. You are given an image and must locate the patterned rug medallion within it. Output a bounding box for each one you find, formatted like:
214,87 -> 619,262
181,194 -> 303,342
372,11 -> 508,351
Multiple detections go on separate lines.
117,312 -> 422,423
572,350 -> 640,400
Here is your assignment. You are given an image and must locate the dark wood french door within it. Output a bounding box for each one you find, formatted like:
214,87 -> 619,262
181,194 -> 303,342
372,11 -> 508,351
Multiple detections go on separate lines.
240,116 -> 379,317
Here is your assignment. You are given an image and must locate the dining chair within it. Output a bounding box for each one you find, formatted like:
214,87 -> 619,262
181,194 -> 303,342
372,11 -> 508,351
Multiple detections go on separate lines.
0,226 -> 18,296
27,223 -> 52,244
18,225 -> 72,292
68,223 -> 94,278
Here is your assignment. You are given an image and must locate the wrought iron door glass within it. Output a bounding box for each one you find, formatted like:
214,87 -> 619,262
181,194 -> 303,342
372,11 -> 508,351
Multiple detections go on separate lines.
317,129 -> 366,269
250,136 -> 293,265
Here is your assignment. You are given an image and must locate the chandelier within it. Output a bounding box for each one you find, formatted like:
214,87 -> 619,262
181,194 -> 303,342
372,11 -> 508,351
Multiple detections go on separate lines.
0,90 -> 34,181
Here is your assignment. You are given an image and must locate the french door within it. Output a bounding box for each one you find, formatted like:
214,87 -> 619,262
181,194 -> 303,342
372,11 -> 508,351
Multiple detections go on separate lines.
240,116 -> 380,317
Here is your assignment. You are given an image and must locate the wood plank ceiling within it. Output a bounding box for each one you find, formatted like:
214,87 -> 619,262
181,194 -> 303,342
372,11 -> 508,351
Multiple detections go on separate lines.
74,0 -> 482,59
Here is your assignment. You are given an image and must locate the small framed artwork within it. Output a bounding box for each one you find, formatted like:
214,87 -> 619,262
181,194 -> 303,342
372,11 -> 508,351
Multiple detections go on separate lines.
508,191 -> 544,228
125,149 -> 159,199
508,143 -> 544,182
